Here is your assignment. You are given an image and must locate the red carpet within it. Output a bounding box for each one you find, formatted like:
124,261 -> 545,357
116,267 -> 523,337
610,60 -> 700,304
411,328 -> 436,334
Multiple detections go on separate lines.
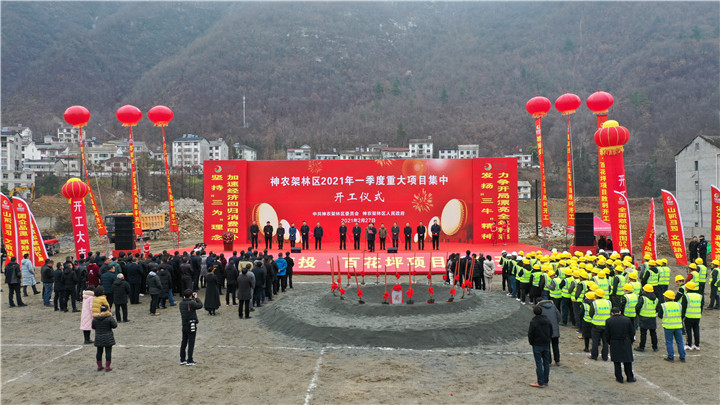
185,242 -> 547,275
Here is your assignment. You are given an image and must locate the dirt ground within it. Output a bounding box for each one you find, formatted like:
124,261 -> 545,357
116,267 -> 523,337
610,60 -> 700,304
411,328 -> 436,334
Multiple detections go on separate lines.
1,274 -> 718,405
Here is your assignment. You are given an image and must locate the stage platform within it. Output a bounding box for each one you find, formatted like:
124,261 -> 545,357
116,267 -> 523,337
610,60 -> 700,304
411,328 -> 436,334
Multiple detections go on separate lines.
188,242 -> 546,276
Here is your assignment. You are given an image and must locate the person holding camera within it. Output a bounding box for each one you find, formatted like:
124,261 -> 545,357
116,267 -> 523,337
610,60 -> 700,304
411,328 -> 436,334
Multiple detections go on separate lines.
179,289 -> 203,366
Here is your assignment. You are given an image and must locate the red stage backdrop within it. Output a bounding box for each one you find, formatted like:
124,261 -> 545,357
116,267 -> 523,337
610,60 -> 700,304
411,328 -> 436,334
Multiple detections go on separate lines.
204,158 -> 518,245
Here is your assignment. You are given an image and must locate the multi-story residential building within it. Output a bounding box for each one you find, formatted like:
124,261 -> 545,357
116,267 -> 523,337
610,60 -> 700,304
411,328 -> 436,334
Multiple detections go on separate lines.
208,139 -> 229,161
315,152 -> 339,160
0,128 -> 35,194
102,156 -> 131,173
458,144 -> 480,159
57,125 -> 80,143
23,159 -> 65,177
675,135 -> 720,236
380,147 -> 411,159
233,144 -> 258,161
172,134 -> 210,168
438,147 -> 459,159
286,144 -> 312,160
518,181 -> 532,200
409,136 -> 434,159
505,153 -> 534,168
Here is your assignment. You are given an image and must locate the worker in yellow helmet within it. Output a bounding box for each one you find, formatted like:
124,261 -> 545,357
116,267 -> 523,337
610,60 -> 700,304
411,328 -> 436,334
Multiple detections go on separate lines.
674,275 -> 687,303
681,282 -> 702,351
634,284 -> 659,352
657,290 -> 685,362
587,289 -> 611,361
628,272 -> 641,295
581,291 -> 596,352
709,259 -> 720,310
641,260 -> 662,303
620,284 -> 639,331
529,264 -> 545,305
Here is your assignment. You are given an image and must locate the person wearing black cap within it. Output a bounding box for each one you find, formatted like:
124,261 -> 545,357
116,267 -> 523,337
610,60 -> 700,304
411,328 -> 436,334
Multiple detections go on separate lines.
92,304 -> 117,371
604,307 -> 636,383
179,289 -> 203,366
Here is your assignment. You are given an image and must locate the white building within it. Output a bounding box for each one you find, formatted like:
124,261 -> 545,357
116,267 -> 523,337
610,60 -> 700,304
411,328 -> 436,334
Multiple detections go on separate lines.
172,134 -> 210,169
208,139 -> 229,161
381,147 -> 411,159
57,125 -> 80,143
86,143 -> 121,167
56,154 -> 82,177
409,136 -> 434,159
674,135 -> 720,236
2,125 -> 33,142
233,144 -> 257,161
24,159 -> 65,177
1,128 -> 35,193
458,144 -> 480,159
518,181 -> 532,200
22,140 -> 42,161
287,144 -> 312,160
102,156 -> 131,173
438,148 -> 458,159
505,153 -> 533,168
315,152 -> 339,160
35,143 -> 70,160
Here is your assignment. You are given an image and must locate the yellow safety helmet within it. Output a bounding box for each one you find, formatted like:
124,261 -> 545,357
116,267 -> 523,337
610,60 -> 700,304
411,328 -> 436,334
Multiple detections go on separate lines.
585,292 -> 596,299
644,254 -> 652,260
595,289 -> 606,298
580,271 -> 589,279
597,258 -> 606,266
614,259 -> 622,267
663,290 -> 676,300
559,260 -> 567,266
623,283 -> 634,292
686,282 -> 698,291
548,270 -> 556,277
585,263 -> 594,271
660,259 -> 668,265
589,283 -> 598,291
713,260 -> 720,266
675,275 -> 685,282
524,259 -> 531,265
532,263 -> 540,269
615,266 -> 624,273
518,250 -> 525,256
610,253 -> 621,260
572,270 -> 581,278
643,284 -> 654,293
597,271 -> 606,279
575,251 -> 583,257
628,272 -> 638,280
648,260 -> 657,266
695,258 -> 703,265
689,263 -> 697,269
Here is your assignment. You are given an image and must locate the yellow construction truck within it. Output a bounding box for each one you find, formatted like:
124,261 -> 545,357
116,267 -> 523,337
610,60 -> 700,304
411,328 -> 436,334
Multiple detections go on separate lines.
105,211 -> 166,242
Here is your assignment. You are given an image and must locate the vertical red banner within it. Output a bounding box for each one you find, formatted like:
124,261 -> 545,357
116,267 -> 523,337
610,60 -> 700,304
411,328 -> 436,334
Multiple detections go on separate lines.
79,128 -> 107,236
29,211 -> 48,266
1,193 -> 17,265
12,197 -> 34,260
642,198 -> 657,260
661,189 -> 687,265
596,114 -> 611,223
565,116 -> 575,227
162,127 -> 179,233
535,117 -> 550,227
70,198 -> 92,259
129,128 -> 143,237
711,185 -> 720,261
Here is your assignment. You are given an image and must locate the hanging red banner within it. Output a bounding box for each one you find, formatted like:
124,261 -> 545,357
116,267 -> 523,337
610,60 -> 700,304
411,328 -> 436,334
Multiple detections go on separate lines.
535,117 -> 550,227
565,116 -> 575,227
79,128 -> 107,236
12,197 -> 34,260
1,193 -> 17,266
596,115 -> 611,223
661,189 -> 687,265
28,205 -> 48,266
642,198 -> 657,260
162,127 -> 179,233
129,128 -> 143,237
711,185 -> 720,261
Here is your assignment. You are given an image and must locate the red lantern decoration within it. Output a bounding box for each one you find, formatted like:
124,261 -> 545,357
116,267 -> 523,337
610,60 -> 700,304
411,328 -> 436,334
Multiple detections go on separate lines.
586,91 -> 614,115
147,105 -> 174,127
64,106 -> 91,128
554,93 -> 582,115
525,96 -> 552,118
116,104 -> 143,127
61,179 -> 89,200
594,121 -> 630,148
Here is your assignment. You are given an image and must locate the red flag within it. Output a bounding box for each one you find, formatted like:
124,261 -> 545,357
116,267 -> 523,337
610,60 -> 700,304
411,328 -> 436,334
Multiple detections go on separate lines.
566,116 -> 576,227
661,190 -> 687,265
641,198 -> 657,260
161,127 -> 179,233
29,206 -> 48,266
535,117 -> 550,227
12,197 -> 34,260
129,128 -> 143,236
79,128 -> 107,236
1,193 -> 17,265
711,185 -> 720,261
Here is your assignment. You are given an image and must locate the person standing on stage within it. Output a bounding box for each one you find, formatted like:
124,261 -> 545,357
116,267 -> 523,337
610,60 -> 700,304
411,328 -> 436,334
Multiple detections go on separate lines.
391,222 -> 400,249
404,222 -> 413,250
378,223 -> 388,250
276,222 -> 285,250
263,221 -> 274,250
314,222 -> 324,250
352,222 -> 362,250
366,223 -> 377,252
300,221 -> 310,250
288,222 -> 297,248
490,221 -> 498,246
339,221 -> 348,250
431,219 -> 441,250
417,221 -> 427,251
249,220 -> 260,250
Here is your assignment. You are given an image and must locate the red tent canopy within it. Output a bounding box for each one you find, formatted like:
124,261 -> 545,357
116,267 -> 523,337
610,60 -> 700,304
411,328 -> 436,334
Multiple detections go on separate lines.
566,216 -> 612,235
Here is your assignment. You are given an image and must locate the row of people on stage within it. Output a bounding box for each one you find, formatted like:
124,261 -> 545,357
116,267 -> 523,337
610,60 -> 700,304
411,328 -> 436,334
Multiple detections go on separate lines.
248,220 -> 443,251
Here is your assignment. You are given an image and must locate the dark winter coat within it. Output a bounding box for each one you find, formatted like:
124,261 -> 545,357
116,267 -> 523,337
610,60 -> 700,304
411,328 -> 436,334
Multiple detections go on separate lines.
252,264 -> 266,289
4,261 -> 21,285
100,271 -> 117,294
62,267 -> 78,289
147,272 -> 162,295
179,297 -> 203,332
41,264 -> 54,283
528,314 -> 552,347
112,278 -> 131,305
236,273 -> 254,301
92,312 -> 118,347
53,269 -> 64,292
158,268 -> 172,293
538,301 -> 561,338
604,314 -> 635,363
125,262 -> 142,284
204,273 -> 221,310
225,264 -> 239,287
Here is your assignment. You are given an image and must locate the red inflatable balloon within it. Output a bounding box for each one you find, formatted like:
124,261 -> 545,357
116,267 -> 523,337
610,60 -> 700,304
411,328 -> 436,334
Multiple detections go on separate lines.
116,104 -> 142,126
64,105 -> 91,128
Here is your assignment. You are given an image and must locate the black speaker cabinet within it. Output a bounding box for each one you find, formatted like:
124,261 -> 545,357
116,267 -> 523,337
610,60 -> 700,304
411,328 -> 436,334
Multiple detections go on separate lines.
387,247 -> 398,253
291,247 -> 301,253
574,212 -> 595,246
115,238 -> 136,251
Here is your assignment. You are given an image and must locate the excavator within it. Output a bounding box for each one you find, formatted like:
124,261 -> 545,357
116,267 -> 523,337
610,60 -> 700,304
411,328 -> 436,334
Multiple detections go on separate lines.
8,185 -> 35,200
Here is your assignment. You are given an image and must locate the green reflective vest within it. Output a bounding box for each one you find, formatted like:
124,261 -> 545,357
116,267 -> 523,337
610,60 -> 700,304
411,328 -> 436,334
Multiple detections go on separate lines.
591,299 -> 612,326
684,292 -> 702,319
646,269 -> 659,286
613,274 -> 626,295
549,279 -> 562,299
623,293 -> 638,318
595,277 -> 609,294
517,268 -> 531,283
531,271 -> 542,287
639,296 -> 658,318
658,266 -> 671,286
583,301 -> 592,322
631,281 -> 642,295
697,265 -> 707,283
661,301 -> 683,329
561,277 -> 575,298
574,280 -> 588,302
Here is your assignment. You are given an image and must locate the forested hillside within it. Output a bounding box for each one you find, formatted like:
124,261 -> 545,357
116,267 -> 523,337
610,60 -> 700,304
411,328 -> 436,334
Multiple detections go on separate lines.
2,2 -> 718,197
